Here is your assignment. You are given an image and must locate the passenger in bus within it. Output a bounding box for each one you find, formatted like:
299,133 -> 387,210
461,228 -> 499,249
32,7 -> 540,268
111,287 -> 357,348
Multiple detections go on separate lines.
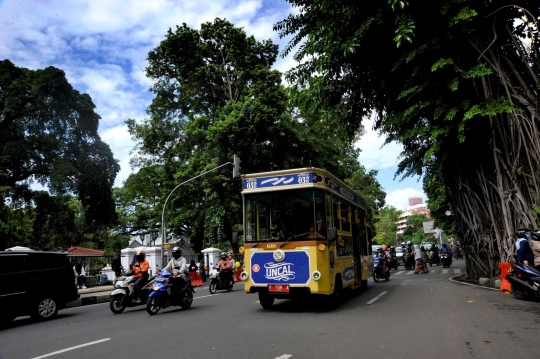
315,212 -> 326,238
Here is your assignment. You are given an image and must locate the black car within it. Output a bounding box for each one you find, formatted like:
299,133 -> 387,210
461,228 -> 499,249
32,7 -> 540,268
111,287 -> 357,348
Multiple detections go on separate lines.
0,251 -> 79,323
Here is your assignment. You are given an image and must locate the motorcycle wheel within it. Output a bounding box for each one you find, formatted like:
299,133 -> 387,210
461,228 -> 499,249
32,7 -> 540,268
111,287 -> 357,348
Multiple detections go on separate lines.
146,297 -> 161,315
385,272 -> 390,281
373,272 -> 380,282
180,291 -> 193,309
209,281 -> 217,294
227,283 -> 233,292
511,283 -> 531,300
109,294 -> 126,314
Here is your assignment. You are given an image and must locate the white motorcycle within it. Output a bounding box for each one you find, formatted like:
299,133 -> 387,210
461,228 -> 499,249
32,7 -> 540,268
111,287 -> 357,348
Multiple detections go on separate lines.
109,271 -> 156,314
208,266 -> 233,294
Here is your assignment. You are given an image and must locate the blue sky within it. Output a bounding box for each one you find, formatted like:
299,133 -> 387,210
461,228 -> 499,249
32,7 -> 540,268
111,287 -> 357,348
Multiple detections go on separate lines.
0,0 -> 425,210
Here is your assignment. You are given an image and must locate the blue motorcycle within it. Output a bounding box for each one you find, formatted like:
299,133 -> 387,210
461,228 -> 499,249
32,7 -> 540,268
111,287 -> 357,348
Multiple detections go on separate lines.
373,255 -> 390,282
146,271 -> 195,315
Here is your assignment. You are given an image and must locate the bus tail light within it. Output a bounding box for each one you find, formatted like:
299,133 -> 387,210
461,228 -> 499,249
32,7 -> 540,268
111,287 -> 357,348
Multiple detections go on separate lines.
240,271 -> 249,281
312,271 -> 321,280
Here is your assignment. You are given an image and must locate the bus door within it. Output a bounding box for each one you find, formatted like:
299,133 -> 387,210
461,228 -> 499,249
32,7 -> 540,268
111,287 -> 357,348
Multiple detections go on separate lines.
352,222 -> 363,284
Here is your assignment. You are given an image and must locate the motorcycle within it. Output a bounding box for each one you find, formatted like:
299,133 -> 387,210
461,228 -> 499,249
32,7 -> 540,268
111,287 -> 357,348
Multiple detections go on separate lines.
506,262 -> 540,301
209,266 -> 233,294
109,271 -> 156,314
429,252 -> 440,267
373,255 -> 390,282
146,271 -> 195,315
390,255 -> 399,270
440,252 -> 452,268
405,252 -> 415,270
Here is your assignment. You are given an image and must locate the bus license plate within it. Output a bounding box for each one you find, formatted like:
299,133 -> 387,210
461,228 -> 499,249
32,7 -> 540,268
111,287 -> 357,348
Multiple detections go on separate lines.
268,285 -> 289,293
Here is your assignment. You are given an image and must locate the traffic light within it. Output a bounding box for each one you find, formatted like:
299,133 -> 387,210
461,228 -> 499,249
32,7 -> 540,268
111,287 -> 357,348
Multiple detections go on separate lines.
233,154 -> 241,178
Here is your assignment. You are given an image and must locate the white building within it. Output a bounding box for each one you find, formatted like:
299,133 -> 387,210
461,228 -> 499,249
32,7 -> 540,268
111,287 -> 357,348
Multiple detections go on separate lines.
396,197 -> 430,234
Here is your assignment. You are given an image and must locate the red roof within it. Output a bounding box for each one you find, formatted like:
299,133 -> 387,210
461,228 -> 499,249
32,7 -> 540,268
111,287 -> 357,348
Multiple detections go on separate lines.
67,246 -> 105,256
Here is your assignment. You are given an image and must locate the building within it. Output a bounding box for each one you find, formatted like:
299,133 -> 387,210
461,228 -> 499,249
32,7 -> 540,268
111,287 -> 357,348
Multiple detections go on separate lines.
396,196 -> 430,234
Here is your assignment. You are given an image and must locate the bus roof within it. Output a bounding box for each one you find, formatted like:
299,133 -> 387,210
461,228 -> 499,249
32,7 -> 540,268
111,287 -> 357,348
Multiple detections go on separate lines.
241,167 -> 368,210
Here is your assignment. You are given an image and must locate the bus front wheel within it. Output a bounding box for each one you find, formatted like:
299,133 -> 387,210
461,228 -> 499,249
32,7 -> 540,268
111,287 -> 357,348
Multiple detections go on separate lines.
259,292 -> 274,309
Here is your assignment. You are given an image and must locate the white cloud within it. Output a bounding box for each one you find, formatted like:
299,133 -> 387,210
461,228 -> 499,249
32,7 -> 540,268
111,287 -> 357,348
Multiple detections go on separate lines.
385,188 -> 426,211
357,116 -> 403,170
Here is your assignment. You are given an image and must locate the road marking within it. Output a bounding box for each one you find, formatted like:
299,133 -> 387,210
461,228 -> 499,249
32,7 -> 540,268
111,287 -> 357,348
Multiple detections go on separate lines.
406,271 -> 414,275
194,293 -> 223,299
366,291 -> 387,305
430,270 -> 437,274
442,269 -> 449,274
275,355 -> 293,359
31,338 -> 111,359
454,269 -> 461,274
394,271 -> 404,275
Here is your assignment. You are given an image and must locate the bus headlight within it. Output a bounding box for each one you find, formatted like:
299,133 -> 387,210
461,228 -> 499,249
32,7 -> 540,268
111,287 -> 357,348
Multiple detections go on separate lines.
312,271 -> 322,281
240,271 -> 249,281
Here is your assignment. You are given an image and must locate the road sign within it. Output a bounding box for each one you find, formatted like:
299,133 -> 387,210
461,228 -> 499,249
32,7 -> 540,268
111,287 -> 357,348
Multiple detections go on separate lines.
163,244 -> 170,249
423,221 -> 435,233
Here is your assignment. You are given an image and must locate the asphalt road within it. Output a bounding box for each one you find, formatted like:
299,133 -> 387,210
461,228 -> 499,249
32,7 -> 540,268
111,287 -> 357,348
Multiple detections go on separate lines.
1,260 -> 539,359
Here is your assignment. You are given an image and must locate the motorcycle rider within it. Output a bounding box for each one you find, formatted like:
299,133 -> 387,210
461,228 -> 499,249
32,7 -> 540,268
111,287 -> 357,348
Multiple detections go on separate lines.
515,228 -> 534,267
227,252 -> 236,286
431,244 -> 439,264
440,243 -> 452,263
162,247 -> 189,298
380,245 -> 389,273
131,249 -> 149,303
217,252 -> 233,287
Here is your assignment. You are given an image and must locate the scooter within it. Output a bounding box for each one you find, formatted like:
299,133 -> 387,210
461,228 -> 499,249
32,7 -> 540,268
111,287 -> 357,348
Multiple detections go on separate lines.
506,262 -> 540,301
373,255 -> 390,282
109,271 -> 156,314
209,266 -> 233,294
146,271 -> 195,315
429,251 -> 440,267
440,252 -> 452,268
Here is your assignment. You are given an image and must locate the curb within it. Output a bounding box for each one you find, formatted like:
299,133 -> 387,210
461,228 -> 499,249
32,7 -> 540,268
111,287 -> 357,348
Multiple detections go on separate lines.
448,273 -> 499,291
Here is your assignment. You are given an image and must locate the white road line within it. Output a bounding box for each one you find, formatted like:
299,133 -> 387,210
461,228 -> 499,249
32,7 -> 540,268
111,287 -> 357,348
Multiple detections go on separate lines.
275,355 -> 293,359
406,271 -> 414,275
394,271 -> 404,275
366,291 -> 387,305
442,269 -> 449,274
454,269 -> 461,274
194,293 -> 223,299
31,338 -> 111,359
430,270 -> 437,274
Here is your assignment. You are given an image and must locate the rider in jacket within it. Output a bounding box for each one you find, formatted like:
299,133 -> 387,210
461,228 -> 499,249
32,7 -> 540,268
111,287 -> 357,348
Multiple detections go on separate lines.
217,253 -> 233,286
515,228 -> 535,267
162,247 -> 189,297
131,249 -> 149,303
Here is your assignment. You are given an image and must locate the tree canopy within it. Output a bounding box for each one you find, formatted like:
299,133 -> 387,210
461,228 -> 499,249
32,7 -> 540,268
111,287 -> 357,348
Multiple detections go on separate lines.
276,0 -> 539,278
372,205 -> 402,245
0,60 -> 120,249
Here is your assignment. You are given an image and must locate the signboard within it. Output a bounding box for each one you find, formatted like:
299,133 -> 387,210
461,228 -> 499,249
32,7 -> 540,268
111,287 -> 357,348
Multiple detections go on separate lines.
422,221 -> 435,233
163,244 -> 171,249
250,250 -> 310,285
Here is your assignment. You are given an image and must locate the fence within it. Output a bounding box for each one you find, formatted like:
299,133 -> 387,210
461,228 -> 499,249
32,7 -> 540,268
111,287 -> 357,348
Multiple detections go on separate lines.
69,255 -> 115,277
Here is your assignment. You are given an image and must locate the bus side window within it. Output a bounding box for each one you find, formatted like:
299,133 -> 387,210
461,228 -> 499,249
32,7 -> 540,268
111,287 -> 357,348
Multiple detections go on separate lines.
341,202 -> 351,233
333,196 -> 340,230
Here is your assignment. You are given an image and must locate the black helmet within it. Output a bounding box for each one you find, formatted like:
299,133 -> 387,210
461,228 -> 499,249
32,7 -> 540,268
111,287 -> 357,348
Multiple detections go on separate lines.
172,247 -> 182,259
532,229 -> 540,241
442,243 -> 447,247
516,228 -> 530,239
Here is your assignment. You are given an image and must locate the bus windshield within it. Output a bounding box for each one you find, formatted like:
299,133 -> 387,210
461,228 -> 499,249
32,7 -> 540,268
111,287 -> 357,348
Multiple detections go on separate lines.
244,188 -> 326,242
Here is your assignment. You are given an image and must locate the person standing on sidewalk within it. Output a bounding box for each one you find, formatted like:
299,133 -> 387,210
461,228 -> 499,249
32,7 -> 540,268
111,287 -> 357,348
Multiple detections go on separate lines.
199,259 -> 206,282
74,260 -> 87,289
112,251 -> 123,285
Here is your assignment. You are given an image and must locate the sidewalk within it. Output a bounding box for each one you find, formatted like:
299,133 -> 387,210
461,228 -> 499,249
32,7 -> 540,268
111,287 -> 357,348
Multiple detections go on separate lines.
65,282 -> 210,309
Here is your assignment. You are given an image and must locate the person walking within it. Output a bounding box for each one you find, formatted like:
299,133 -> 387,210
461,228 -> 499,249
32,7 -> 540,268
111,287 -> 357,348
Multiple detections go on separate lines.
414,245 -> 425,274
189,259 -> 198,272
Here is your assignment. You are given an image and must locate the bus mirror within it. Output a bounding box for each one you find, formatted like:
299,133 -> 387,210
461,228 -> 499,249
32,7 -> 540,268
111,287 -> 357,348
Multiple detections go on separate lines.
328,227 -> 337,242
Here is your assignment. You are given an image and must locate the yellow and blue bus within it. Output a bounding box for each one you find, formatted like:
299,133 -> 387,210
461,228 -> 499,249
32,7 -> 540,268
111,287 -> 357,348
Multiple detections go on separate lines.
238,168 -> 374,309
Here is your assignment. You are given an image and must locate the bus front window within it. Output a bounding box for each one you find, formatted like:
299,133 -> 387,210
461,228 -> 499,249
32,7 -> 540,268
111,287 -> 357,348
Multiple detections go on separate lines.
244,189 -> 325,242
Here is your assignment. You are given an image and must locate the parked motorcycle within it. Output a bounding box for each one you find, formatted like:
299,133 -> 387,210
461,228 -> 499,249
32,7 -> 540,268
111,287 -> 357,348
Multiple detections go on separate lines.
373,255 -> 390,282
506,262 -> 540,300
440,253 -> 452,268
146,271 -> 195,315
109,272 -> 156,314
209,266 -> 233,294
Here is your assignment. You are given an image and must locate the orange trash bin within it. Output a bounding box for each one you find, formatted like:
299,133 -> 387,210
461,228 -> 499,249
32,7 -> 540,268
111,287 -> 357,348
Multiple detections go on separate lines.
499,262 -> 512,293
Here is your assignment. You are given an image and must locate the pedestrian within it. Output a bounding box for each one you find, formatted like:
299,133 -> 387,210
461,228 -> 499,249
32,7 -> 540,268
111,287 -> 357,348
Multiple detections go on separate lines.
112,251 -> 122,285
199,259 -> 206,282
531,229 -> 540,271
74,260 -> 87,289
414,245 -> 424,274
189,259 -> 198,272
421,246 -> 429,274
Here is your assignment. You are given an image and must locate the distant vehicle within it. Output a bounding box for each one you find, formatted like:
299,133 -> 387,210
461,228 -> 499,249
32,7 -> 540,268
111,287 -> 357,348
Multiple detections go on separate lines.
0,251 -> 79,322
395,247 -> 404,264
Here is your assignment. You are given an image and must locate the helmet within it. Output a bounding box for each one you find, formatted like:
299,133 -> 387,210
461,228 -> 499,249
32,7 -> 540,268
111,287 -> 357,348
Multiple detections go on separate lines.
407,241 -> 412,245
442,243 -> 447,248
532,229 -> 540,241
220,252 -> 227,259
516,228 -> 530,239
172,247 -> 182,259
136,249 -> 146,262
382,245 -> 387,250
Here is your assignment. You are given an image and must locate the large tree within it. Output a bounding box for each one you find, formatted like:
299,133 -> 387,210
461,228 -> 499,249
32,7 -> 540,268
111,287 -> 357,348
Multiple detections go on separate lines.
0,60 -> 119,249
276,1 -> 539,278
127,18 -> 385,251
372,205 -> 402,245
